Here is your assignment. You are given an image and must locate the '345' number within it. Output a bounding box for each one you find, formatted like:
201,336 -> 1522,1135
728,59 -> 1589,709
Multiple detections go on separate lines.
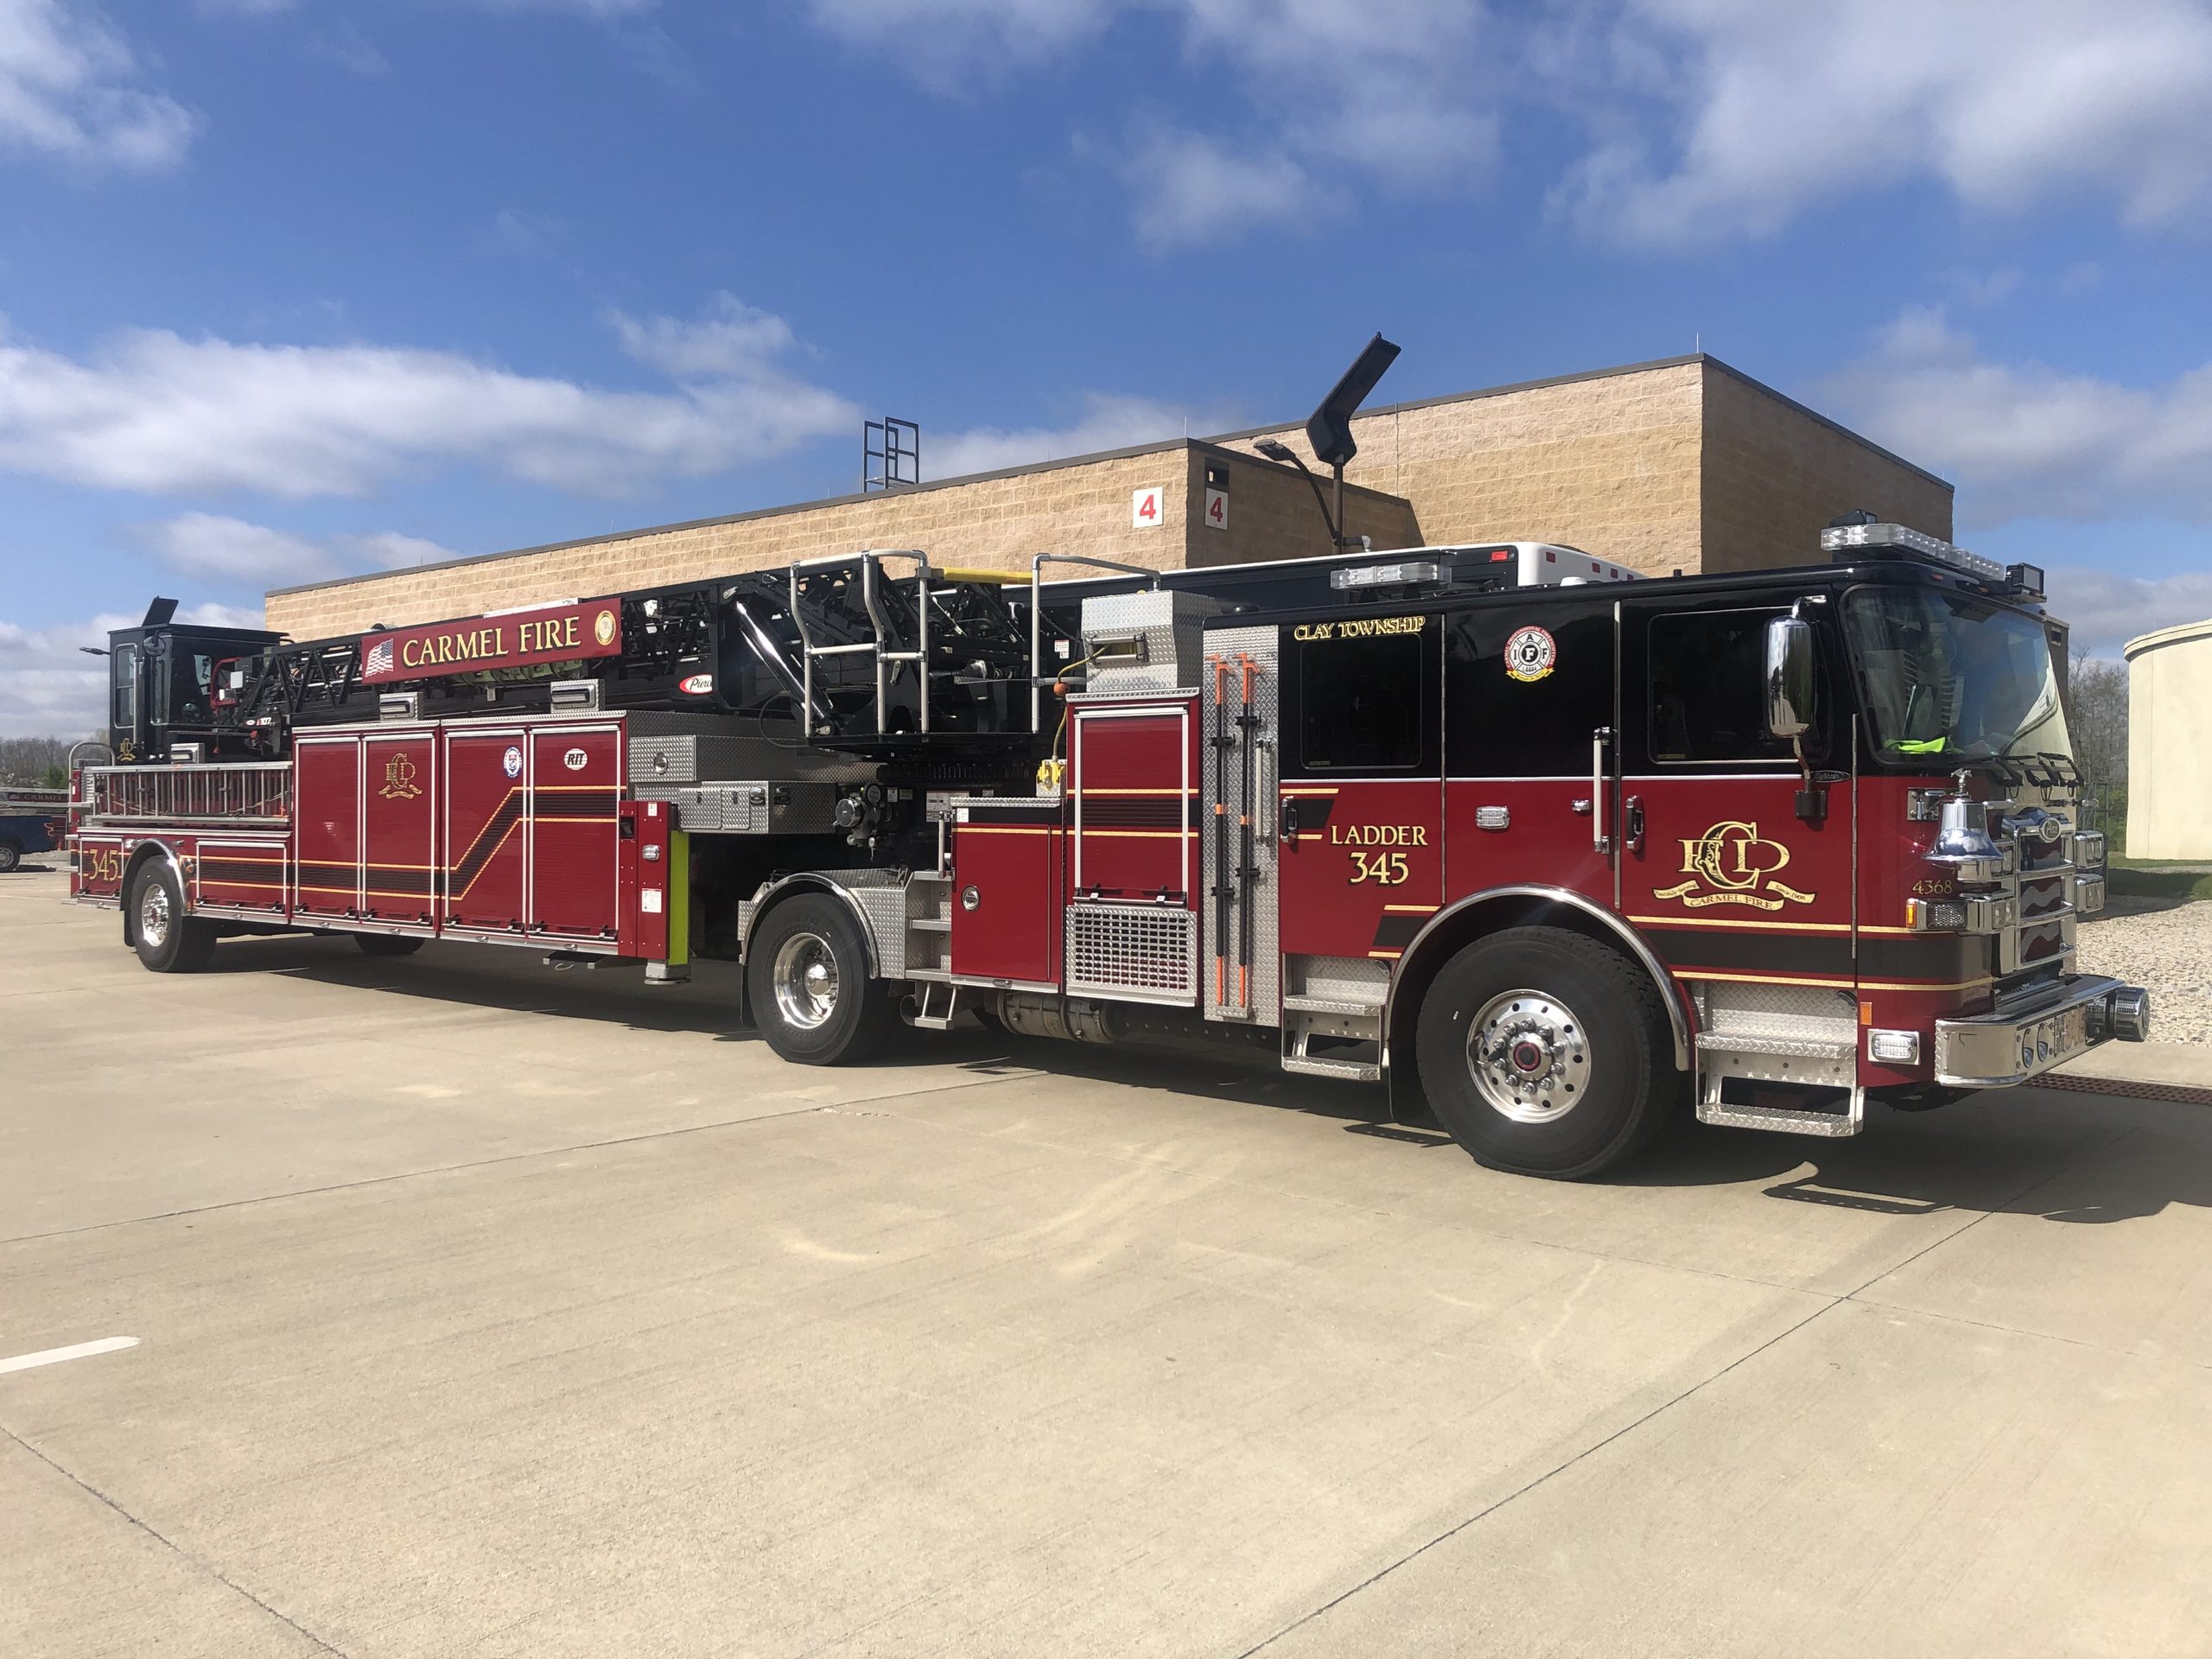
1348,849 -> 1408,886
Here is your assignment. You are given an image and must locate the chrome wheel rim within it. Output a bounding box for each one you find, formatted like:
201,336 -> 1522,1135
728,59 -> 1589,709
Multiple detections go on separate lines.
772,931 -> 840,1031
1467,988 -> 1590,1124
139,879 -> 172,950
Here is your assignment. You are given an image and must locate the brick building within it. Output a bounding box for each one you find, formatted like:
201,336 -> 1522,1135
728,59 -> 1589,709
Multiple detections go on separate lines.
265,353 -> 1949,639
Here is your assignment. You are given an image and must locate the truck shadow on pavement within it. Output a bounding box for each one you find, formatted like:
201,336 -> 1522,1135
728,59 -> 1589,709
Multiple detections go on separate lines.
1617,1090 -> 2212,1226
213,935 -> 2210,1224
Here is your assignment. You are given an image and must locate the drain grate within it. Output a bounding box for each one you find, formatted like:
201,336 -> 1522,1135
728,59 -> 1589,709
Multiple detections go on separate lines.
2033,1072 -> 2212,1106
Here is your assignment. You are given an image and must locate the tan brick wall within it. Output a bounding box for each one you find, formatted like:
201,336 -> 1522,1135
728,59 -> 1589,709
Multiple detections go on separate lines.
267,444 -> 1423,639
1185,445 -> 1424,569
1218,362 -> 1707,575
1699,365 -> 1953,575
270,449 -> 1205,639
267,357 -> 1948,639
1218,358 -> 1952,578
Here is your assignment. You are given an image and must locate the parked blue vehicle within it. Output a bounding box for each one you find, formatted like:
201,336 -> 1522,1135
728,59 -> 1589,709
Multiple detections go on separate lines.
0,789 -> 67,873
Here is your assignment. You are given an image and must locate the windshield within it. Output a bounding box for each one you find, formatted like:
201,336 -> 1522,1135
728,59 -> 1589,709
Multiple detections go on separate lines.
1844,586 -> 2071,764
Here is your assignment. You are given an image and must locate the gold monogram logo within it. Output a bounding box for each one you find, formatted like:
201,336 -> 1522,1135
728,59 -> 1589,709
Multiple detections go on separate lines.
378,753 -> 423,800
1656,821 -> 1815,911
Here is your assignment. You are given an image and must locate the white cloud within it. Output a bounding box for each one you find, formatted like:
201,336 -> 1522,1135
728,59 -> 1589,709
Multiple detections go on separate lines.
1118,130 -> 1322,251
0,300 -> 861,499
1553,0 -> 2212,246
927,391 -> 1233,478
609,291 -> 798,381
816,0 -> 1497,242
814,0 -> 2212,251
135,512 -> 459,583
0,601 -> 261,739
2045,566 -> 2212,657
1824,307 -> 2212,528
0,0 -> 198,172
808,0 -> 1116,80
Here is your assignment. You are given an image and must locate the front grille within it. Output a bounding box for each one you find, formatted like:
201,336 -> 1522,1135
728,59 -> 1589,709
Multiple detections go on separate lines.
1065,902 -> 1197,1005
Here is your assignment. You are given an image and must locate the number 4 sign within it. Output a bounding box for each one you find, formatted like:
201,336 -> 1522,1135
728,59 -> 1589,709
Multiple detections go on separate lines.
1131,486 -> 1166,529
1204,486 -> 1229,531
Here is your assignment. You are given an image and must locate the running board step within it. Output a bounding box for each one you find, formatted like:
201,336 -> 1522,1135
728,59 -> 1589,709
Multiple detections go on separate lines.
1696,1097 -> 1863,1137
905,982 -> 967,1029
1281,1054 -> 1382,1082
1282,993 -> 1384,1018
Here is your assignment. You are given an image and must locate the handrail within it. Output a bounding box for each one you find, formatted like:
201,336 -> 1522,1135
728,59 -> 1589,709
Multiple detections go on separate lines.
1028,553 -> 1161,731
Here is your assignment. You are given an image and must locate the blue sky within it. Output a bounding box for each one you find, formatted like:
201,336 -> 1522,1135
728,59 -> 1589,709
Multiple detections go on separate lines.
3,0 -> 2211,734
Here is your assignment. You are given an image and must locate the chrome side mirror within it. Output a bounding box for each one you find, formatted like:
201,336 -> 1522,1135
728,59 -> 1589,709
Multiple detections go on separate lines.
1764,615 -> 1815,740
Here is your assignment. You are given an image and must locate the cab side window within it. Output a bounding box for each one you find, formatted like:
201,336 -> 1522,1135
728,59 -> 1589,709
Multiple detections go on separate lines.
1647,608 -> 1795,764
1298,631 -> 1425,771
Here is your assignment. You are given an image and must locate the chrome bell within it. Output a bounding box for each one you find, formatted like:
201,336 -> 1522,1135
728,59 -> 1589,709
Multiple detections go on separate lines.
1931,791 -> 2003,866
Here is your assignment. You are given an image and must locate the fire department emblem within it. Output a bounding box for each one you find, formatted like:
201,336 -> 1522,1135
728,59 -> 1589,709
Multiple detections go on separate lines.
1656,821 -> 1815,911
378,753 -> 423,800
1504,626 -> 1556,683
502,745 -> 524,779
594,608 -> 617,646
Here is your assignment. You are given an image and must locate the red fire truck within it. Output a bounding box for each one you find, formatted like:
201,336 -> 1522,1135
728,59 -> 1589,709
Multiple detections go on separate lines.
69,523 -> 2149,1178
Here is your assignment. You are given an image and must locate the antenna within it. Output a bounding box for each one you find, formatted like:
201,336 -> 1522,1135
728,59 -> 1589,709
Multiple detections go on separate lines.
863,417 -> 920,491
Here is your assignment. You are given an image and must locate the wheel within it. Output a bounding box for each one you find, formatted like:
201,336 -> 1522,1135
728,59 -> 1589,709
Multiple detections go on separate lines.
745,892 -> 896,1065
354,934 -> 424,957
130,859 -> 218,974
0,840 -> 19,874
1413,925 -> 1679,1179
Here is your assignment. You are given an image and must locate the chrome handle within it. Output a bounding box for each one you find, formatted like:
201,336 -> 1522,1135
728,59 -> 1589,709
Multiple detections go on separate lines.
1592,728 -> 1612,855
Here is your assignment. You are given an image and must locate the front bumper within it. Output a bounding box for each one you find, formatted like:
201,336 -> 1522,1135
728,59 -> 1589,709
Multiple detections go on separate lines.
1934,975 -> 2152,1088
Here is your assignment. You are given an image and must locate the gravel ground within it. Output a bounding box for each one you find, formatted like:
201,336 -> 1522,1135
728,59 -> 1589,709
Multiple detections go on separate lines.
2077,899 -> 2212,1046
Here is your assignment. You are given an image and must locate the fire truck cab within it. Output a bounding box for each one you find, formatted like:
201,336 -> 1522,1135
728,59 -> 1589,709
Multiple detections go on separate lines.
69,526 -> 2150,1179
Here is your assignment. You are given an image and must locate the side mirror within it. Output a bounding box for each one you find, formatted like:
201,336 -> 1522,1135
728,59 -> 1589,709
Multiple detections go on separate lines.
1764,615 -> 1815,740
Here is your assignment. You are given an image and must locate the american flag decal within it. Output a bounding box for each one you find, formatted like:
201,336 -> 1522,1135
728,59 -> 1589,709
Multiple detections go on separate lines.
365,639 -> 395,677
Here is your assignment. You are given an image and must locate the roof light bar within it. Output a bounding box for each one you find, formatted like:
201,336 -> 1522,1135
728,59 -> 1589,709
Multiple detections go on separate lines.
1330,559 -> 1441,592
1821,521 -> 2006,584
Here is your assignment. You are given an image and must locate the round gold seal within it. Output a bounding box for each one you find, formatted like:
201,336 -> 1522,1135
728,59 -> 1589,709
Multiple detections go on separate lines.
594,608 -> 616,646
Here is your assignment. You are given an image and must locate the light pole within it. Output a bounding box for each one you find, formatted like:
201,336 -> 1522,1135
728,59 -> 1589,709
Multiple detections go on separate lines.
1253,439 -> 1347,548
1254,333 -> 1400,553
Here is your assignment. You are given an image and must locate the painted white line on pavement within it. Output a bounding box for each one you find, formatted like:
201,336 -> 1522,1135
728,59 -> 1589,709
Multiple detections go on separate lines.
0,1337 -> 140,1376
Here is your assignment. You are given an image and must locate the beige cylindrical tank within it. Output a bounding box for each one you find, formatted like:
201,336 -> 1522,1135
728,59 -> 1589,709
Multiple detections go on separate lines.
2124,618 -> 2212,860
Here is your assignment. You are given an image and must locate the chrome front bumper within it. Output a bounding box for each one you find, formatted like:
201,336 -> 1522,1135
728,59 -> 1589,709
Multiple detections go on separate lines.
1934,976 -> 2152,1088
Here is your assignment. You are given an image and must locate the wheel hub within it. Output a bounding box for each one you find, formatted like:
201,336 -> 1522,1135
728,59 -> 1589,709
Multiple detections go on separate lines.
1467,990 -> 1590,1125
772,931 -> 840,1031
139,880 -> 172,950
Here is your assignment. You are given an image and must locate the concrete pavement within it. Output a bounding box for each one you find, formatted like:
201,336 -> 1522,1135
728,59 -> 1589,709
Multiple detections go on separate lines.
5,867 -> 2211,1656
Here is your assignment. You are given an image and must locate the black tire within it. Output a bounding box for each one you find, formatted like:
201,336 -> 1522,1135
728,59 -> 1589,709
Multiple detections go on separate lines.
746,892 -> 896,1065
0,840 -> 20,874
354,934 -> 425,957
1413,925 -> 1679,1179
130,859 -> 218,974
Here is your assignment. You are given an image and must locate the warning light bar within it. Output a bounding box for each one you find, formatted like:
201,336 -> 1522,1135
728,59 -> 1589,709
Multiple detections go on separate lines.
1821,521 -> 2006,585
1330,560 -> 1441,591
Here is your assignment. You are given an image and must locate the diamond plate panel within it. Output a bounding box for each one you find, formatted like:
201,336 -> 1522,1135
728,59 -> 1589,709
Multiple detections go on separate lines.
1200,623 -> 1279,1026
1080,590 -> 1224,696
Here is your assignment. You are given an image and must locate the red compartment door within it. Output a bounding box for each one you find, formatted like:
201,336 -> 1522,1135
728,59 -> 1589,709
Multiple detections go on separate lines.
444,730 -> 528,933
293,735 -> 362,918
1071,704 -> 1193,903
950,809 -> 1064,985
361,731 -> 437,927
529,726 -> 622,941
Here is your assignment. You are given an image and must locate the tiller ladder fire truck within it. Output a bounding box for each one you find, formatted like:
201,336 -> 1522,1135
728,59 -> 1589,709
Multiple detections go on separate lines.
71,524 -> 2149,1178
